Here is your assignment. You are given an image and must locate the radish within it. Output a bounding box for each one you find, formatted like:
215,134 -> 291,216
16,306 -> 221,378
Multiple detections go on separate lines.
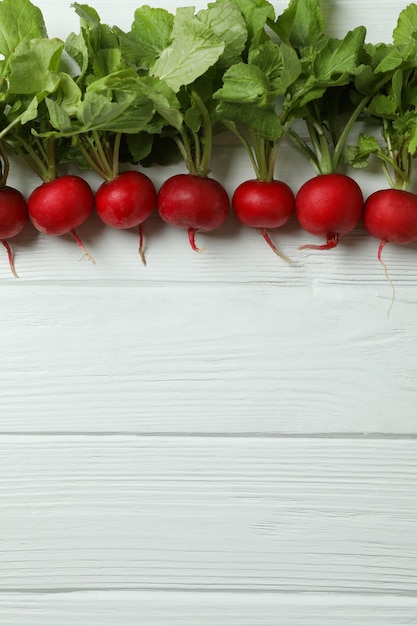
232,179 -> 294,261
364,188 -> 417,260
361,188 -> 417,314
364,189 -> 417,246
95,170 -> 156,265
0,144 -> 29,277
0,186 -> 29,278
157,173 -> 229,251
76,131 -> 158,265
28,175 -> 95,262
295,173 -> 364,249
4,114 -> 96,264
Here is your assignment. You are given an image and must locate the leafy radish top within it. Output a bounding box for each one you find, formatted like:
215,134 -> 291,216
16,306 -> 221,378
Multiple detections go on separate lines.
346,4 -> 417,190
0,0 -> 417,212
211,0 -> 388,179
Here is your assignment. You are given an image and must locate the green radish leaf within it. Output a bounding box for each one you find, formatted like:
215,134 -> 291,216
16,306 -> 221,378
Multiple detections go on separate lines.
136,76 -> 183,131
92,48 -> 125,80
406,122 -> 417,156
65,30 -> 89,77
19,94 -> 43,124
53,72 -> 82,116
7,38 -> 64,95
286,77 -> 326,111
216,100 -> 283,141
248,40 -> 301,95
373,46 -> 403,74
124,131 -> 154,163
393,3 -> 417,46
345,134 -> 382,168
214,62 -> 271,105
77,91 -> 155,133
85,67 -> 137,93
248,40 -> 281,80
227,0 -> 275,46
72,1 -> 119,49
150,7 -> 225,92
313,26 -> 366,81
353,63 -> 376,95
71,2 -> 101,26
365,93 -> 398,118
390,68 -> 404,109
87,70 -> 183,131
197,0 -> 247,67
274,0 -> 325,48
66,2 -> 120,82
0,0 -> 47,60
117,5 -> 174,68
46,97 -> 73,133
0,93 -> 45,140
279,43 -> 302,92
184,104 -> 203,133
392,113 -> 417,156
71,2 -> 101,62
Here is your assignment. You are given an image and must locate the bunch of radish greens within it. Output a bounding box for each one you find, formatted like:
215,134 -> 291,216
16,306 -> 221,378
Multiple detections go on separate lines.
0,0 -> 417,279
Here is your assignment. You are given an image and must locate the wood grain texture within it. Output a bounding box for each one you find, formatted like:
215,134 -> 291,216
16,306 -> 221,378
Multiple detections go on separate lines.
2,436 -> 417,593
1,283 -> 416,434
2,592 -> 417,626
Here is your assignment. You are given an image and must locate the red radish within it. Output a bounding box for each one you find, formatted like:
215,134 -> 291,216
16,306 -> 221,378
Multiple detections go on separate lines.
28,175 -> 95,262
95,170 -> 156,265
363,188 -> 417,314
295,173 -> 364,249
364,188 -> 417,251
157,173 -> 229,251
232,179 -> 294,261
0,186 -> 28,277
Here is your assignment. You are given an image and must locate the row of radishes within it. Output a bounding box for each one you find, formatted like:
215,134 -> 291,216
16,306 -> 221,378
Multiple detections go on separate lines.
1,0 -> 417,277
1,164 -> 414,275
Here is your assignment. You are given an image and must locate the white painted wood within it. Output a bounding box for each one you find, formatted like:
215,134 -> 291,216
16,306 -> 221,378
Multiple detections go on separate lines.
1,283 -> 416,433
1,1 -> 416,624
2,592 -> 417,626
2,436 -> 417,594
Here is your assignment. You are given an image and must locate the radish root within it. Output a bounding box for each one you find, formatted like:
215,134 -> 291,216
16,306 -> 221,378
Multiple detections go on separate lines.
259,228 -> 291,263
298,234 -> 339,251
138,224 -> 147,266
378,239 -> 396,317
70,229 -> 96,265
1,239 -> 18,278
188,227 -> 205,253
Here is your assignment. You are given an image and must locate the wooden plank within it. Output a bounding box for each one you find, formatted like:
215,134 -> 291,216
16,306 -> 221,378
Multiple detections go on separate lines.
320,0 -> 403,41
1,591 -> 417,626
1,436 -> 417,593
0,283 -> 416,434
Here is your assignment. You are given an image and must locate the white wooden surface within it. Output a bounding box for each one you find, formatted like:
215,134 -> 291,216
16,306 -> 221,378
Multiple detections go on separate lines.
2,1 -> 417,624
